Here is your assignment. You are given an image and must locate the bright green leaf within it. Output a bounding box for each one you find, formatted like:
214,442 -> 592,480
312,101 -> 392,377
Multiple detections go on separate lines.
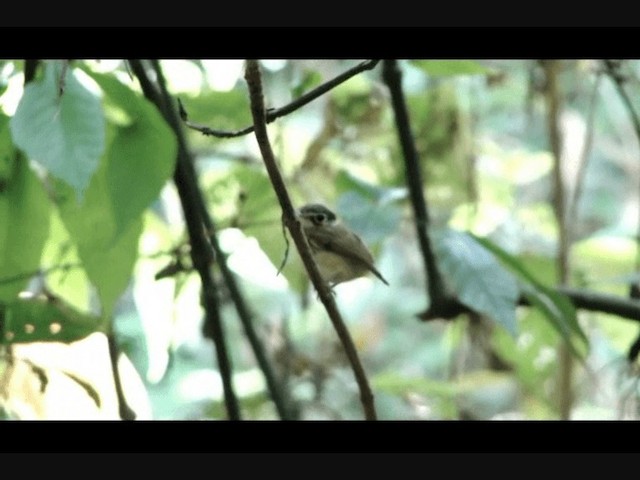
411,60 -> 491,76
0,152 -> 51,302
1,295 -> 105,344
432,228 -> 519,336
81,69 -> 178,238
55,153 -> 143,318
10,61 -> 105,200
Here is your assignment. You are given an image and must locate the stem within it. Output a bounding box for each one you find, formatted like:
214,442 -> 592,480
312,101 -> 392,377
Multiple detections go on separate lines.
381,59 -> 448,314
129,60 -> 241,420
244,59 -> 377,420
541,59 -> 573,420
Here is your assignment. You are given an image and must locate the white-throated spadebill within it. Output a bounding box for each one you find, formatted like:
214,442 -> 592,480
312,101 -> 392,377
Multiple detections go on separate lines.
297,203 -> 389,287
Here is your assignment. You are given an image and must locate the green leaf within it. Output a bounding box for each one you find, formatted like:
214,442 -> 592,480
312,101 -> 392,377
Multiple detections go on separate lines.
1,295 -> 105,344
81,69 -> 178,237
10,61 -> 105,201
411,60 -> 491,77
0,152 -> 51,302
432,228 -> 519,336
55,153 -> 143,318
471,235 -> 588,357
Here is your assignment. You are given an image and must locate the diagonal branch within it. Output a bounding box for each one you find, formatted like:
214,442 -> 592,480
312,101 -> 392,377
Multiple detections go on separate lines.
202,216 -> 298,420
129,59 -> 241,420
244,59 -> 377,421
180,60 -> 380,138
381,59 -> 449,316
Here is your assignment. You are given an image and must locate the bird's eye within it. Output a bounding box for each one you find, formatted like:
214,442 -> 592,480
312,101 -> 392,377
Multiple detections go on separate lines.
314,213 -> 326,223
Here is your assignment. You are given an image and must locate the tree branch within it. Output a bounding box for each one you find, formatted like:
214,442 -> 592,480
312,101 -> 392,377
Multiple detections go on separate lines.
181,60 -> 380,139
541,59 -> 572,420
203,216 -> 298,420
244,59 -> 377,421
129,59 -> 241,420
381,59 -> 449,316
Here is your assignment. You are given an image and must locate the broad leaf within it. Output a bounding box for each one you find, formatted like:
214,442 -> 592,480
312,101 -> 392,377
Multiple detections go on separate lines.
471,234 -> 588,357
0,146 -> 51,301
81,69 -> 178,237
1,295 -> 105,344
10,61 -> 105,200
432,228 -> 519,336
55,152 -> 143,318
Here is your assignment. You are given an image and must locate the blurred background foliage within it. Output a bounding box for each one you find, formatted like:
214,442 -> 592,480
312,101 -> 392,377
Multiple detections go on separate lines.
0,59 -> 639,420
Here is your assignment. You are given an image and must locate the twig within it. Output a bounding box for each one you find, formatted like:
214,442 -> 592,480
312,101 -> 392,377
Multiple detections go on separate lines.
244,59 -> 377,421
129,59 -> 241,420
568,69 -> 602,243
181,60 -> 380,139
381,59 -> 449,316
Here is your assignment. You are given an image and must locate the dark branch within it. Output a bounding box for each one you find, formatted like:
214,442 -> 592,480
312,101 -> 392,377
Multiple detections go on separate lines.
129,59 -> 241,420
381,59 -> 448,314
203,216 -> 297,420
181,60 -> 380,139
244,59 -> 377,421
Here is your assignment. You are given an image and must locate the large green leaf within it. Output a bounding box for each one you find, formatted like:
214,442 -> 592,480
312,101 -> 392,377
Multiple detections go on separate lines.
471,234 -> 588,357
54,152 -> 143,318
432,228 -> 519,336
10,61 -> 105,200
81,69 -> 178,238
0,132 -> 51,302
0,295 -> 105,344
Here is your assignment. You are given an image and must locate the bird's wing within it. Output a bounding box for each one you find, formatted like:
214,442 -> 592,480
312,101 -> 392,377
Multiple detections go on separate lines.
305,224 -> 389,285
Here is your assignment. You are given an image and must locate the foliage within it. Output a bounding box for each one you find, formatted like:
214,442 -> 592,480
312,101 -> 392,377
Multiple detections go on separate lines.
0,59 -> 639,420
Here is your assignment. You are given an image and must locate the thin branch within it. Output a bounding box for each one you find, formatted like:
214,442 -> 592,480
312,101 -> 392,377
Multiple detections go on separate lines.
129,59 -> 241,420
568,70 -> 602,243
181,60 -> 380,139
541,59 -> 572,420
244,59 -> 377,421
201,211 -> 297,420
555,286 -> 640,320
381,59 -> 449,315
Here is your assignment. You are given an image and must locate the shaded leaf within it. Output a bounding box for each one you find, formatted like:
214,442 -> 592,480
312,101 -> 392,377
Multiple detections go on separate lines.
0,152 -> 51,302
432,228 -> 519,336
1,295 -> 105,345
10,61 -> 105,200
471,234 -> 588,357
54,152 -> 143,318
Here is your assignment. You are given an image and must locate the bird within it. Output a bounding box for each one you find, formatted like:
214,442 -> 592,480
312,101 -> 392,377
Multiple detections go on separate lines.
297,203 -> 389,287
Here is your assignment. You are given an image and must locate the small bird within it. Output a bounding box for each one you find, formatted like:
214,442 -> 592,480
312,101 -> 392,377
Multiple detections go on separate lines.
297,203 -> 389,287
